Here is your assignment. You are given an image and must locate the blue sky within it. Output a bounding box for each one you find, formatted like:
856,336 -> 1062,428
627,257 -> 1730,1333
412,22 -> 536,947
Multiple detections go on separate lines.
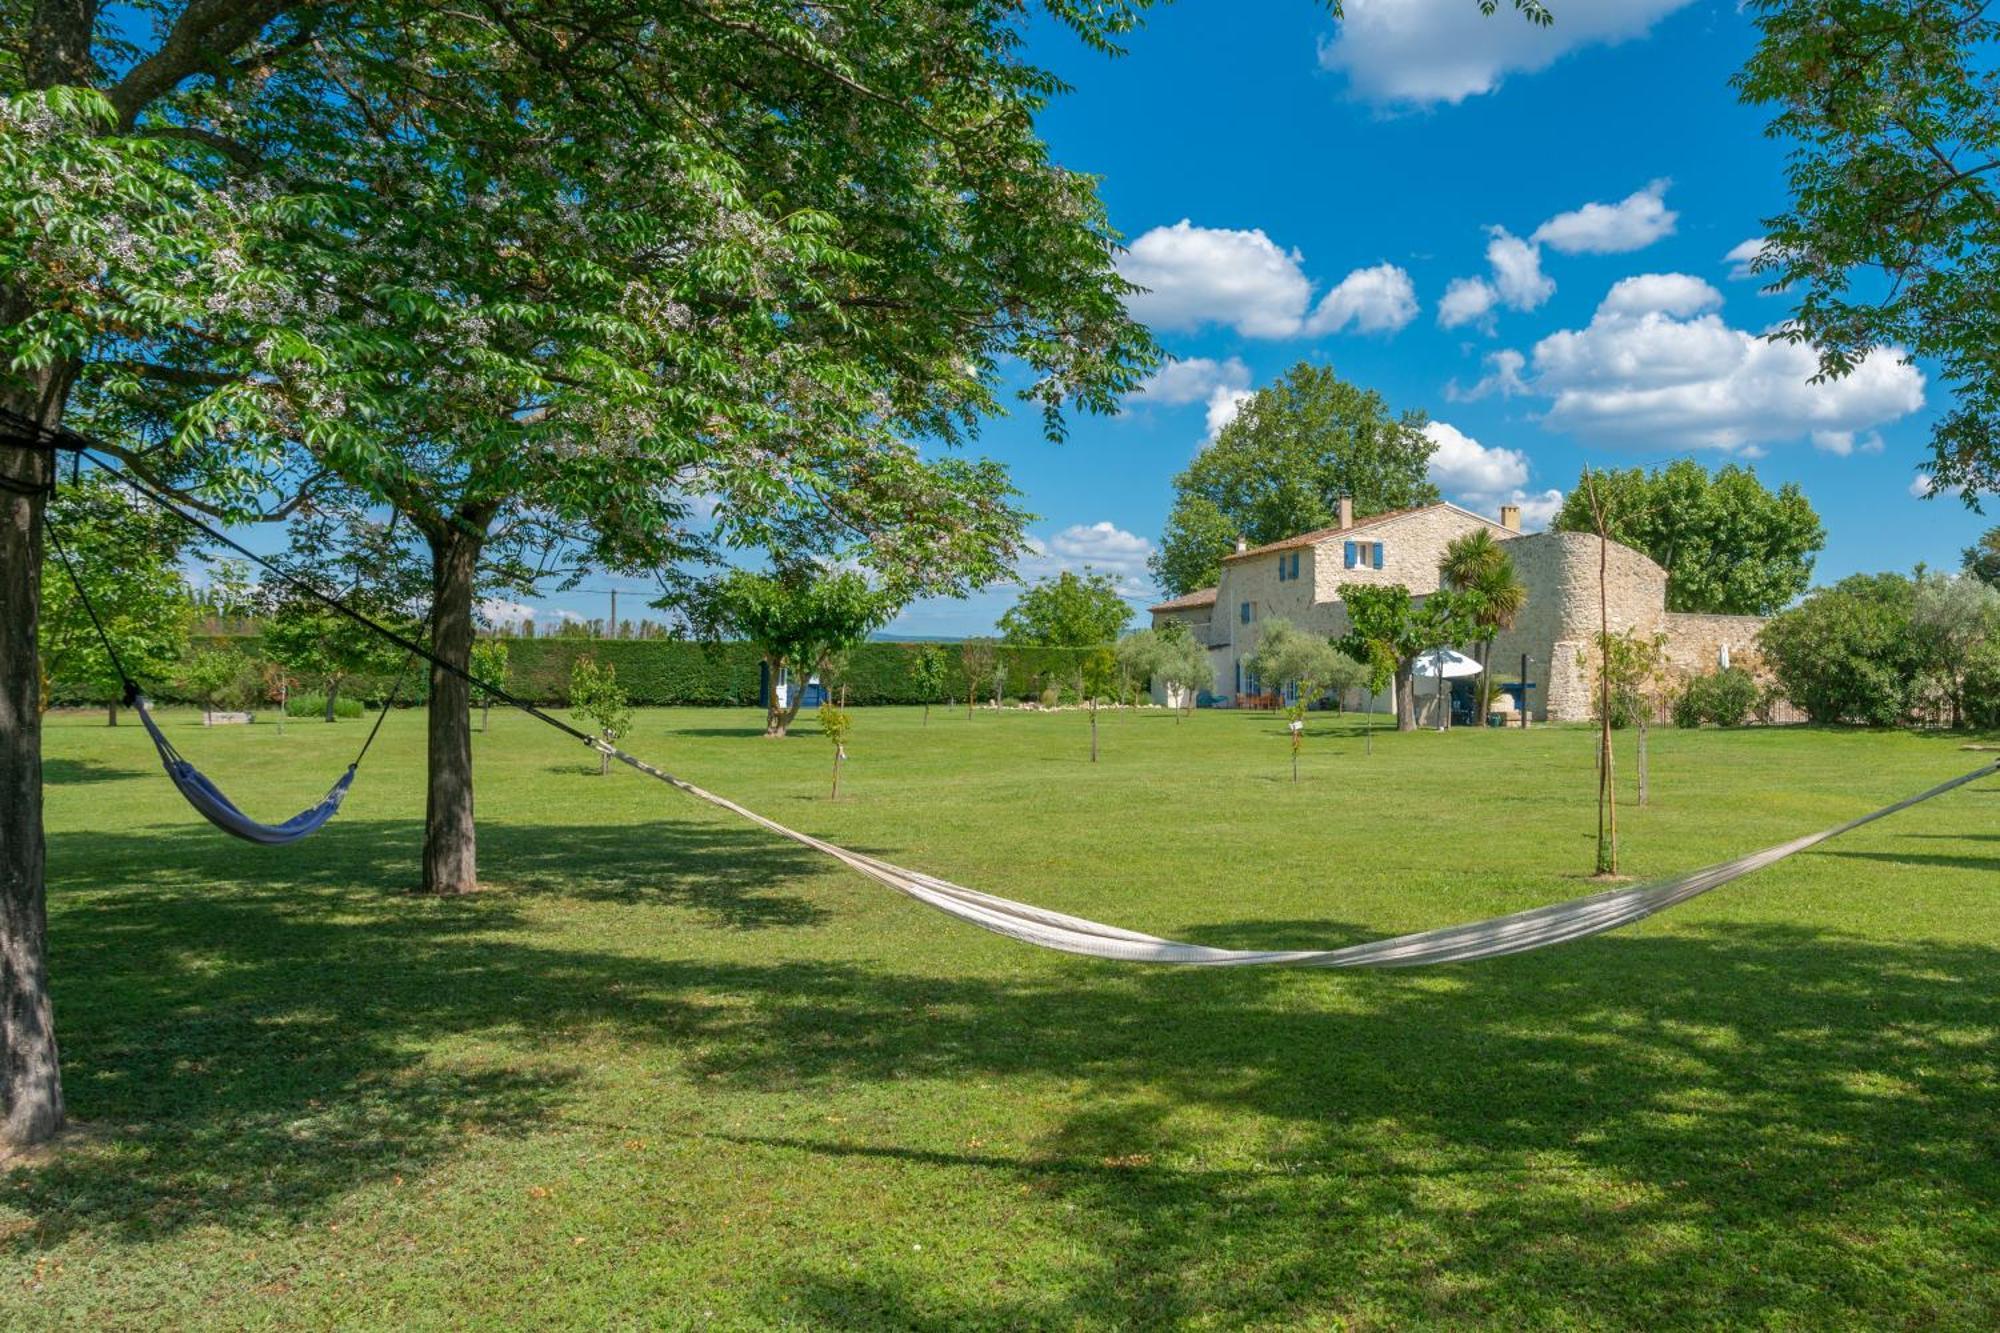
867,0 -> 1990,637
190,1 -> 1992,635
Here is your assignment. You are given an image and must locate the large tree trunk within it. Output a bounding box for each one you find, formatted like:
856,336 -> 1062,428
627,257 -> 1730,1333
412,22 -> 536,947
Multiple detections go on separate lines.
2,390 -> 66,1151
762,654 -> 803,737
422,528 -> 483,894
1394,657 -> 1417,732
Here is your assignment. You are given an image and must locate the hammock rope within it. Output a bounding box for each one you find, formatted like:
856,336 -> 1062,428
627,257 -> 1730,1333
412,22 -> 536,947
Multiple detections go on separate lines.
45,502 -> 419,845
55,435 -> 2000,964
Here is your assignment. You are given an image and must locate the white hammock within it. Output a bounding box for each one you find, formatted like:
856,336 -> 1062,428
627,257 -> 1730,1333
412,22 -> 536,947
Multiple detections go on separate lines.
594,742 -> 1996,968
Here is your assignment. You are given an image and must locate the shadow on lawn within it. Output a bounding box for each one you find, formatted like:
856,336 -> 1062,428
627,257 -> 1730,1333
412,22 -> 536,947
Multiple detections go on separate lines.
41,756 -> 146,786
11,826 -> 2000,1324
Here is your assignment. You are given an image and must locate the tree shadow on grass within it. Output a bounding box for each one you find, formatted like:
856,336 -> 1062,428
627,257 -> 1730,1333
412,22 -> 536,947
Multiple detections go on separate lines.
12,833 -> 2000,1324
41,757 -> 146,786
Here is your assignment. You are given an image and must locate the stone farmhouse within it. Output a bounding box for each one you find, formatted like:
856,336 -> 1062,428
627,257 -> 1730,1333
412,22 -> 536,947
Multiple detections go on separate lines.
1145,498 -> 1764,722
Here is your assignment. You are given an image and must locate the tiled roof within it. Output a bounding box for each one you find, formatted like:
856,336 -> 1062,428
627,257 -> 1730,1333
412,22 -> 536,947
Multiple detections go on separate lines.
1148,587 -> 1217,613
1220,503 -> 1510,563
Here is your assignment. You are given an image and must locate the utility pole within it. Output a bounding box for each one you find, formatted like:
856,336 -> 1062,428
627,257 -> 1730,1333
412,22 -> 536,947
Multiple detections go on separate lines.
609,589 -> 618,639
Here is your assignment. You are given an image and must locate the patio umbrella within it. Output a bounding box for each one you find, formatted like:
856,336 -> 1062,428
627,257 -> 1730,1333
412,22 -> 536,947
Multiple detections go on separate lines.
1413,648 -> 1483,730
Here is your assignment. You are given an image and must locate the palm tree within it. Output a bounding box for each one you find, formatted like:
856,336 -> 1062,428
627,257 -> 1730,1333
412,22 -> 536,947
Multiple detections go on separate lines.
1440,530 -> 1529,717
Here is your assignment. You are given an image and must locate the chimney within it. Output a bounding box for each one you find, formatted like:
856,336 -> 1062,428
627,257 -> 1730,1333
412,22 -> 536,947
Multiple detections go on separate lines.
1338,494 -> 1353,531
1234,534 -> 1248,554
1500,503 -> 1521,532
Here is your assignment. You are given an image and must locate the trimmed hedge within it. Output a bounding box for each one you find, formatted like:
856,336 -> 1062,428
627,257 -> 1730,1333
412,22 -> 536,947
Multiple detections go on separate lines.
503,639 -> 1111,706
190,633 -> 1119,707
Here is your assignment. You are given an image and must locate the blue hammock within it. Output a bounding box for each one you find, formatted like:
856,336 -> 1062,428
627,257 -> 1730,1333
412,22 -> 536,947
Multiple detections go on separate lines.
136,699 -> 357,845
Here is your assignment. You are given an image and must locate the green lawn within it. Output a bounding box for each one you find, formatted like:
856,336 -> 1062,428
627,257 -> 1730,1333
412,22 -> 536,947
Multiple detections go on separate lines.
6,704 -> 1999,1329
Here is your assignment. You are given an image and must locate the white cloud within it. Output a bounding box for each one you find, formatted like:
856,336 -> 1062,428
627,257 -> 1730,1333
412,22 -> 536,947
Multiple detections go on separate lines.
1304,262 -> 1420,334
1205,387 -> 1255,441
479,598 -> 582,629
1486,228 -> 1554,310
1440,228 -> 1552,330
1318,0 -> 1697,107
1119,220 -> 1417,338
1119,220 -> 1313,338
1438,276 -> 1499,329
1422,421 -> 1561,531
1529,273 -> 1927,449
1015,522 -> 1158,600
1596,272 -> 1722,319
1426,420 -> 1529,495
1910,474 -> 1965,500
1131,355 -> 1257,442
1725,237 -> 1770,281
1447,348 -> 1529,401
1532,180 -> 1677,255
1811,429 -> 1884,457
1133,355 -> 1251,405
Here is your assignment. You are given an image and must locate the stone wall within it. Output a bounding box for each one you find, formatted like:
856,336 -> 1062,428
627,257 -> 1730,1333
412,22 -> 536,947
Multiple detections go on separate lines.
1483,532 -> 1671,723
1305,504 -> 1513,602
1659,612 -> 1766,678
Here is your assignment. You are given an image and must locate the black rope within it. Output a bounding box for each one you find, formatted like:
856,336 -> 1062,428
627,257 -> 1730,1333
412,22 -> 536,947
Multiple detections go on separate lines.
44,515 -> 141,703
82,449 -> 600,750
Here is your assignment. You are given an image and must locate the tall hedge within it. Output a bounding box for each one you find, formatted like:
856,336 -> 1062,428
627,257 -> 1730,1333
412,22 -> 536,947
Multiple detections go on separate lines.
188,633 -> 1116,707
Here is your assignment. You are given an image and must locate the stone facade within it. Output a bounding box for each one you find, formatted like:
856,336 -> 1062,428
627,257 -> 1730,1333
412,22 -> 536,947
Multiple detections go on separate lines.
1147,505 -> 1772,722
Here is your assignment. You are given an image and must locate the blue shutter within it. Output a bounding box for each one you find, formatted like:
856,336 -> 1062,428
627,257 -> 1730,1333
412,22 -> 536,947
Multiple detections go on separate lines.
1372,543 -> 1385,570
1344,541 -> 1356,569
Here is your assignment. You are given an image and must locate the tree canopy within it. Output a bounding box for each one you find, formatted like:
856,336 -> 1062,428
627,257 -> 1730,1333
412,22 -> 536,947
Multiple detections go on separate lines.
1336,584 -> 1485,731
706,567 -> 895,737
1551,461 -> 1825,615
999,571 -> 1133,648
1150,363 -> 1441,596
1249,619 -> 1364,700
38,474 -> 192,718
1735,0 -> 2000,502
1967,527 -> 2000,589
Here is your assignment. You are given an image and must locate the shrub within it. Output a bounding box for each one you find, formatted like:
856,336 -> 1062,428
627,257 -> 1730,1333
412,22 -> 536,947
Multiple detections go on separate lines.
1758,573 -> 1918,725
1965,640 -> 2000,731
286,692 -> 365,720
1673,667 -> 1760,728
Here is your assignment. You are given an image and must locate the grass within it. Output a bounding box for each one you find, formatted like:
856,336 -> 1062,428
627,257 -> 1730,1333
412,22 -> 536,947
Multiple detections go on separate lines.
6,703 -> 2000,1329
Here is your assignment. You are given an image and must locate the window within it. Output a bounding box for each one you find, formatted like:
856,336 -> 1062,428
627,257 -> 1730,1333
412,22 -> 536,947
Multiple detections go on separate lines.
1346,541 -> 1385,570
1276,550 -> 1301,582
1289,551 -> 1302,580
1240,601 -> 1252,624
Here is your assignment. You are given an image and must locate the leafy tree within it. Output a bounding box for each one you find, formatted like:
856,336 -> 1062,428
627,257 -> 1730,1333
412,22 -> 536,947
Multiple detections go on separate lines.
1909,570 -> 2000,728
171,644 -> 262,721
1439,529 -> 1528,716
1151,622 -> 1215,719
1965,527 -> 2000,590
0,0 -> 1554,1157
38,474 -> 193,723
1250,618 -> 1365,780
999,571 -> 1132,648
1552,461 -> 1824,615
707,568 -> 893,738
817,698 -> 852,800
1336,585 -> 1484,732
1758,573 -> 1922,725
909,645 -> 950,727
470,638 -> 511,735
1150,363 -> 1441,595
259,506 -> 426,724
1074,645 -> 1119,763
569,656 -> 635,776
1964,640 -> 2000,731
958,637 -> 998,719
1587,629 -> 1669,806
1736,0 -> 2000,502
